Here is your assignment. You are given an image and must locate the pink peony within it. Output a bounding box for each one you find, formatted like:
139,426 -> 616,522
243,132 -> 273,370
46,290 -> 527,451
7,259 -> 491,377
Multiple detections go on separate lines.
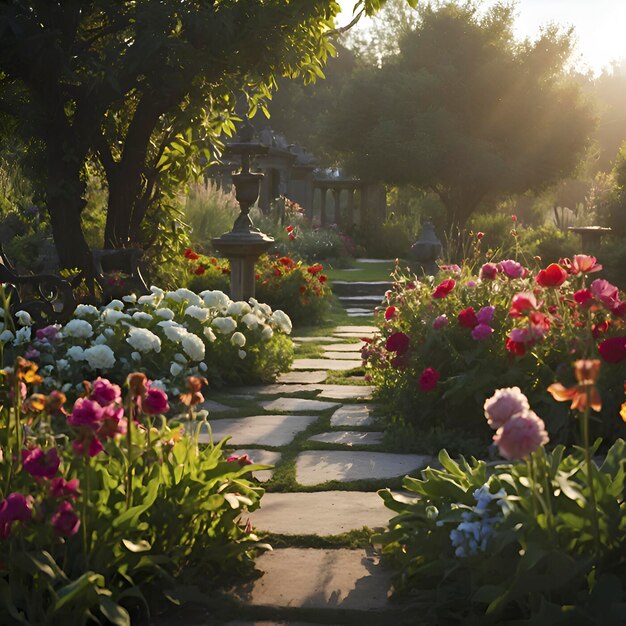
567,255 -> 602,275
49,477 -> 80,500
141,387 -> 170,415
471,323 -> 494,341
0,492 -> 33,539
479,263 -> 499,280
22,447 -> 60,479
67,398 -> 104,430
91,378 -> 121,407
98,405 -> 127,438
499,259 -> 526,279
51,501 -> 80,537
418,367 -> 440,392
484,387 -> 530,429
476,306 -> 495,325
493,411 -> 549,460
432,314 -> 449,330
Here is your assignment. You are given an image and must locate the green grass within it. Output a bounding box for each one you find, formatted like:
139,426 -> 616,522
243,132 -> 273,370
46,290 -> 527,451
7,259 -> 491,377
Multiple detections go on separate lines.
325,259 -> 400,283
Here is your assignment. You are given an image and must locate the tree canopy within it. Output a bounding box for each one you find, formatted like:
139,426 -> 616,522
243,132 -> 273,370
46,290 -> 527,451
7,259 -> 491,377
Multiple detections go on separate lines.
0,0 -> 398,271
328,1 -> 596,228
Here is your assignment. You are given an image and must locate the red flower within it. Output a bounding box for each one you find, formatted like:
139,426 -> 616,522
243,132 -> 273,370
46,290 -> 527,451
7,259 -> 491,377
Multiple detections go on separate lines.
22,447 -> 60,479
536,263 -> 568,288
509,292 -> 537,318
288,233 -> 296,240
506,337 -> 526,356
384,306 -> 397,321
299,285 -> 307,294
307,263 -> 323,275
511,215 -> 518,222
418,367 -> 440,392
193,265 -> 206,275
458,307 -> 478,329
385,332 -> 410,355
476,231 -> 484,240
319,275 -> 327,283
592,320 -> 610,339
279,257 -> 296,269
598,336 -> 626,364
285,225 -> 294,233
432,278 -> 456,299
50,477 -> 80,500
573,288 -> 594,307
184,248 -> 199,260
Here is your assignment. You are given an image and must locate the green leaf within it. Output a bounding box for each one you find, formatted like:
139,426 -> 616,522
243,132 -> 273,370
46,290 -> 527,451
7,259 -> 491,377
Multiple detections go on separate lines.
99,597 -> 131,626
122,539 -> 152,553
54,572 -> 105,612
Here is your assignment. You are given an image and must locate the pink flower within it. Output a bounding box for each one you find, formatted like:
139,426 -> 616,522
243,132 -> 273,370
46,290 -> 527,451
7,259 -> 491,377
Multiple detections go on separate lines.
385,332 -> 410,355
499,260 -> 526,279
67,398 -> 104,430
49,477 -> 80,500
476,306 -> 495,325
567,255 -> 602,274
51,501 -> 80,537
493,411 -> 549,460
418,367 -> 440,392
98,405 -> 127,438
471,323 -> 494,341
0,492 -> 33,539
35,324 -> 61,343
22,447 -> 60,479
591,279 -> 621,311
24,347 -> 40,360
458,307 -> 478,329
226,454 -> 253,466
141,387 -> 170,415
384,306 -> 397,321
91,378 -> 121,407
72,431 -> 104,458
484,387 -> 530,430
509,292 -> 537,318
466,280 -> 477,289
439,264 -> 462,275
479,263 -> 498,280
432,279 -> 456,299
432,314 -> 449,330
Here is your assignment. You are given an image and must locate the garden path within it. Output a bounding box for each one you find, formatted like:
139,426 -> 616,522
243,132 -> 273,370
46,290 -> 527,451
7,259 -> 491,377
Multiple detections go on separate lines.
180,323 -> 430,625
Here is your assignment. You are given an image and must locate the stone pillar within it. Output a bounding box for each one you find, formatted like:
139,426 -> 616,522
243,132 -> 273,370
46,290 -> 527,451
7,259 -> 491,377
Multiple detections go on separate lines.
332,188 -> 342,228
319,186 -> 327,226
346,189 -> 355,227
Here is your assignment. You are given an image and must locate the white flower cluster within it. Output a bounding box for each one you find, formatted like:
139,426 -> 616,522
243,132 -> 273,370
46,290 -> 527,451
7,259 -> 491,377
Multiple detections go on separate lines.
449,485 -> 509,558
21,286 -> 292,394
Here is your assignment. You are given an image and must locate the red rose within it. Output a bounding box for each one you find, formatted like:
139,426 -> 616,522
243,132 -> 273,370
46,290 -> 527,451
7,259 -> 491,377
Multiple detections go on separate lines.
184,248 -> 199,260
598,336 -> 626,364
458,307 -> 478,329
418,367 -> 440,392
385,306 -> 397,321
432,278 -> 456,299
535,263 -> 568,288
385,332 -> 410,355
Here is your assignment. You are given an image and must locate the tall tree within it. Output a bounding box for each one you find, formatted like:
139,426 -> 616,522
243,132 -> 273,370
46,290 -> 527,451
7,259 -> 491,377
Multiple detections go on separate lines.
328,1 -> 596,228
0,0 -> 397,271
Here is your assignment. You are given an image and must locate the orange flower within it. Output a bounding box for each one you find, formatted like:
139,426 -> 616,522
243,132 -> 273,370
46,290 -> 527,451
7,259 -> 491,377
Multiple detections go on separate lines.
127,372 -> 148,397
15,357 -> 43,385
24,393 -> 47,412
547,359 -> 602,413
179,376 -> 208,407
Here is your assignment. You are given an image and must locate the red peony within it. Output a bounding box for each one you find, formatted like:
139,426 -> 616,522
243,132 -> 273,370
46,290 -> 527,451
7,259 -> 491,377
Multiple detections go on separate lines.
535,263 -> 568,288
385,332 -> 410,355
598,336 -> 626,364
418,367 -> 440,392
384,306 -> 397,321
458,307 -> 478,329
432,278 -> 456,299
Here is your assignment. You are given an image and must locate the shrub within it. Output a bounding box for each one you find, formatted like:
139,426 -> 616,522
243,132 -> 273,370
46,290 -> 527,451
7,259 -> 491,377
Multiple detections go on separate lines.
0,364 -> 268,623
364,254 -> 626,448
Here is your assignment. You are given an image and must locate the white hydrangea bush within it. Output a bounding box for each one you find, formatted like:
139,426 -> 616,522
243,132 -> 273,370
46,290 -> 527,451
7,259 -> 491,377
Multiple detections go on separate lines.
24,287 -> 294,393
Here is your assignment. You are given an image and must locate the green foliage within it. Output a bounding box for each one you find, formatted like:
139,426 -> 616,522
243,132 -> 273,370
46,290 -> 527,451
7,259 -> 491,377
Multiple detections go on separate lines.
0,369 -> 268,624
375,442 -> 626,623
329,1 -> 596,227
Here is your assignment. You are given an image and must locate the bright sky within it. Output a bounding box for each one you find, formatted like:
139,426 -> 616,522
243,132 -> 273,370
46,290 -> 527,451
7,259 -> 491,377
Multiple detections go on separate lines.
337,0 -> 626,75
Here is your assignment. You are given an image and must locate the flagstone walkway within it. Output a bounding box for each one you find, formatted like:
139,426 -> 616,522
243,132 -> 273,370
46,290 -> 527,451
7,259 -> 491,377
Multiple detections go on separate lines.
181,323 -> 432,625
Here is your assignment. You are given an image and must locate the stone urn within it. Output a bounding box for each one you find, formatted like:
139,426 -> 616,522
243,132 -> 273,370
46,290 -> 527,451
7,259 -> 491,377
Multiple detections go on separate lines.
411,222 -> 442,276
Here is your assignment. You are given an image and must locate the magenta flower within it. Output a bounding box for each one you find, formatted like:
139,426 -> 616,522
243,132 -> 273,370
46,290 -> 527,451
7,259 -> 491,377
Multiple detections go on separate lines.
499,259 -> 526,279
484,387 -> 530,430
22,447 -> 60,479
72,431 -> 104,458
591,279 -> 621,312
141,387 -> 170,415
24,347 -> 40,360
91,378 -> 122,407
418,367 -> 440,392
49,477 -> 80,500
226,454 -> 254,466
439,264 -> 462,275
35,324 -> 61,343
0,492 -> 33,539
432,314 -> 449,330
493,411 -> 549,460
385,332 -> 410,355
98,405 -> 127,438
597,336 -> 626,364
509,292 -> 537,318
479,263 -> 498,280
67,398 -> 104,430
466,280 -> 477,289
51,501 -> 80,537
476,306 -> 495,325
471,323 -> 494,341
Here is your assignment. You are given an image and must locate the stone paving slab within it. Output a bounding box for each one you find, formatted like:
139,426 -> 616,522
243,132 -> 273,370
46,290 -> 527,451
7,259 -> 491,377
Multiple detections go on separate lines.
292,358 -> 362,371
331,404 -> 378,427
308,431 -> 384,446
334,325 -> 378,333
201,399 -> 238,413
230,548 -> 392,612
324,343 -> 364,352
316,385 -> 373,400
259,398 -> 340,413
232,384 -> 324,396
333,332 -> 376,339
322,351 -> 364,360
227,449 -> 281,483
292,336 -> 337,343
276,371 -> 328,384
295,451 -> 432,486
249,491 -> 390,535
197,415 -> 318,447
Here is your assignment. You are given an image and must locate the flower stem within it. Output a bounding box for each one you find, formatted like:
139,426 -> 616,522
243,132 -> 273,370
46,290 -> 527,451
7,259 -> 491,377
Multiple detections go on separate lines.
581,403 -> 601,555
126,398 -> 134,510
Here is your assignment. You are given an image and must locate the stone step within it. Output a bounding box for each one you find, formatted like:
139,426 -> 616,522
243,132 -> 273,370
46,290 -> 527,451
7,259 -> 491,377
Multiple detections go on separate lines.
308,431 -> 384,446
291,358 -> 362,371
338,295 -> 385,303
331,281 -> 392,297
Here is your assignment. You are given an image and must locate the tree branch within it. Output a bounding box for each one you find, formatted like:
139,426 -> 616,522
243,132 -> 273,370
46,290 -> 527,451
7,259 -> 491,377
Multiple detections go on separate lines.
325,7 -> 365,37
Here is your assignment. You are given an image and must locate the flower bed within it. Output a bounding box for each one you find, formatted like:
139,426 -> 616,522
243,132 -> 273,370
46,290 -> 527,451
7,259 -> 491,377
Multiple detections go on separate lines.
185,250 -> 331,326
0,362 -> 267,623
2,286 -> 294,393
364,256 -> 626,450
375,371 -> 626,623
